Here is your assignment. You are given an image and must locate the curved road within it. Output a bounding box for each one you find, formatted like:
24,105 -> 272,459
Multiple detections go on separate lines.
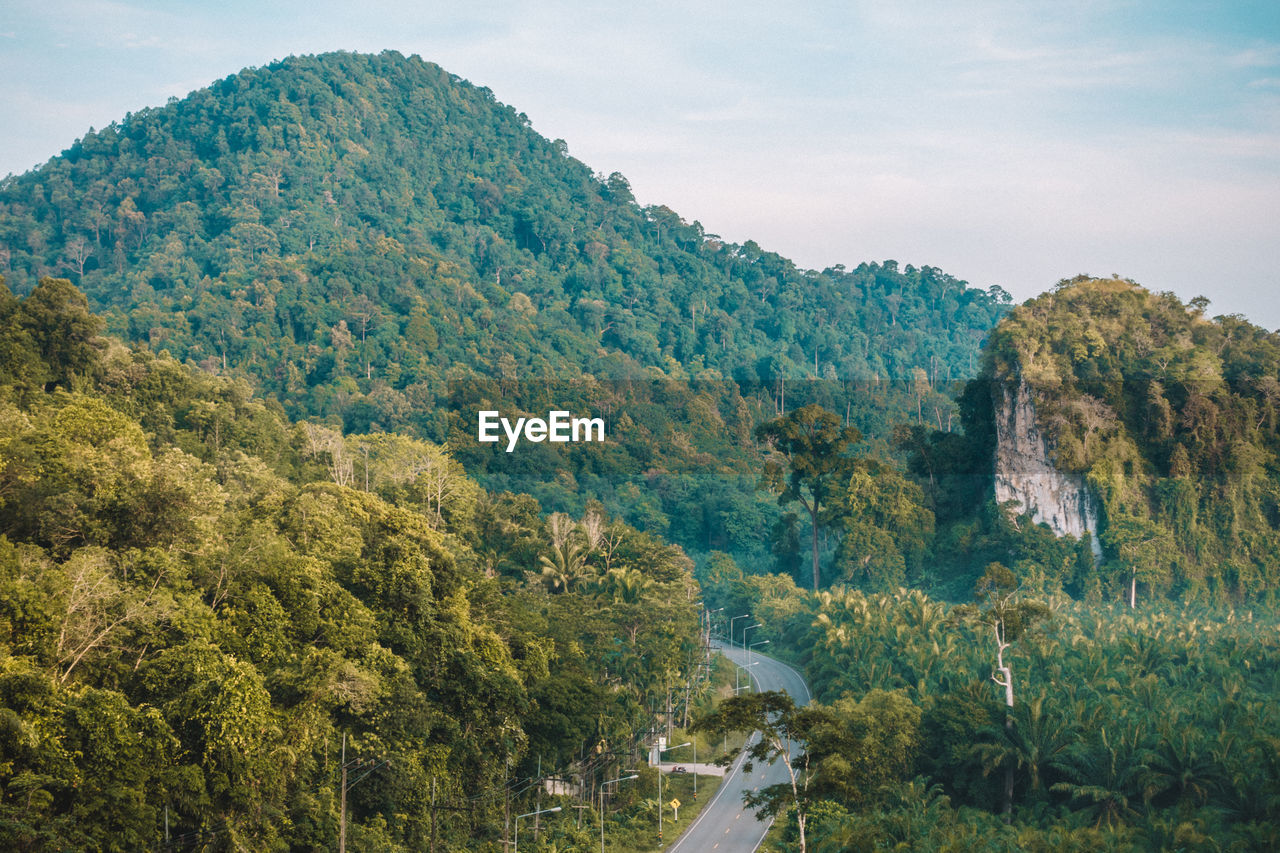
667,644 -> 810,852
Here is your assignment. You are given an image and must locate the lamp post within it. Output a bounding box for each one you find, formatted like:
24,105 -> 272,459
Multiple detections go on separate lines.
747,640 -> 771,695
740,623 -> 763,694
599,774 -> 638,852
729,614 -> 750,648
515,806 -> 561,852
749,639 -> 771,668
657,740 -> 690,842
692,735 -> 698,799
735,661 -> 760,693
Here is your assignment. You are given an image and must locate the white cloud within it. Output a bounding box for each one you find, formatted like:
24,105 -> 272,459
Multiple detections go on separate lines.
1229,45 -> 1280,68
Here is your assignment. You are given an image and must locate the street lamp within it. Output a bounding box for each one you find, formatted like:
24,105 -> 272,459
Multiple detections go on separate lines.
657,740 -> 691,842
738,623 -> 763,694
599,774 -> 638,852
749,638 -> 771,668
729,614 -> 750,647
735,661 -> 760,693
692,735 -> 698,799
515,806 -> 561,852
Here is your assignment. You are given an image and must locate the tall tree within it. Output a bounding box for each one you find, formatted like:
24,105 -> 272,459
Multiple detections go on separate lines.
15,277 -> 103,392
756,404 -> 860,590
964,563 -> 1049,818
692,690 -> 822,853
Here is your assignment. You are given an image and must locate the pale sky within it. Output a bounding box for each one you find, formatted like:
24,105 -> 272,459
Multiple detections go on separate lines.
3,1 -> 1279,327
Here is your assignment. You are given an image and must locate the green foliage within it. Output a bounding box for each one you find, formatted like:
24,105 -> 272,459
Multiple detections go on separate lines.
0,284 -> 706,849
716,577 -> 1280,849
827,459 -> 934,590
757,404 -> 862,590
804,689 -> 922,807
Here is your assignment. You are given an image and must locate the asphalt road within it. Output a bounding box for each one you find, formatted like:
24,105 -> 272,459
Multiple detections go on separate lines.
666,644 -> 811,853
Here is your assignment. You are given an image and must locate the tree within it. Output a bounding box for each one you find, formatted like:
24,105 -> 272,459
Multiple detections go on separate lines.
539,513 -> 590,593
54,548 -> 162,683
691,690 -> 821,853
804,689 -> 922,807
828,461 -> 933,590
963,562 -> 1049,818
969,692 -> 1077,806
1103,513 -> 1173,608
756,405 -> 860,590
15,278 -> 103,392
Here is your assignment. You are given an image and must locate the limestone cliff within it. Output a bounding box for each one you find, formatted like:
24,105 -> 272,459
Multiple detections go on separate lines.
994,379 -> 1102,562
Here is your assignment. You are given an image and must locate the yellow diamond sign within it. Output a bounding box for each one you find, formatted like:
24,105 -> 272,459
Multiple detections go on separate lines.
669,798 -> 681,810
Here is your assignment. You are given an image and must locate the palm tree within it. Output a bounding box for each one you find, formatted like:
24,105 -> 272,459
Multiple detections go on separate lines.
1051,726 -> 1149,829
1142,727 -> 1215,808
539,512 -> 590,592
971,692 -> 1078,802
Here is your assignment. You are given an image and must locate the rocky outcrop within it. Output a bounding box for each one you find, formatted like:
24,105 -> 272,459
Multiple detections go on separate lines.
994,379 -> 1102,562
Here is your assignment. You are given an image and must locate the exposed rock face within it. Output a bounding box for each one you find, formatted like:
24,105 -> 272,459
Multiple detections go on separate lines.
994,379 -> 1103,562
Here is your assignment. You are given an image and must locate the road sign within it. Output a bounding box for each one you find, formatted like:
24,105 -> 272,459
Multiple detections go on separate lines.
650,736 -> 666,766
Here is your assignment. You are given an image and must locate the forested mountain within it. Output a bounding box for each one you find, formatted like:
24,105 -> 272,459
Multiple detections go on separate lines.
0,277 -> 703,850
0,51 -> 1006,390
0,50 -> 1008,566
695,278 -> 1280,843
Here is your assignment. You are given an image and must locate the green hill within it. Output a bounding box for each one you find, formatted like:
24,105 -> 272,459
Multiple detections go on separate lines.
979,276 -> 1280,603
0,51 -> 1006,389
0,50 -> 1007,567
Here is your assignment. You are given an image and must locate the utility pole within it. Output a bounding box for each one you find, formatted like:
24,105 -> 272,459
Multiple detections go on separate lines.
665,682 -> 673,741
340,733 -> 347,853
692,736 -> 697,799
424,778 -> 467,850
656,741 -> 690,842
515,806 -> 561,852
504,762 -> 511,851
534,756 -> 542,839
338,734 -> 390,853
